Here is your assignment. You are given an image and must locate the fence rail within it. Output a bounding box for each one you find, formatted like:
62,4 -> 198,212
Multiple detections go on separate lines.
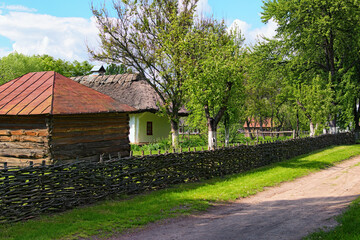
0,133 -> 355,223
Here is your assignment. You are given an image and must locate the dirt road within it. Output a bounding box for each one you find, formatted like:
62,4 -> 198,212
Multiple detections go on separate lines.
114,156 -> 360,240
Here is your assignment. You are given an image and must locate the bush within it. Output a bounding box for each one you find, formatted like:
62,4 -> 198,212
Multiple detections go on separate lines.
179,135 -> 206,148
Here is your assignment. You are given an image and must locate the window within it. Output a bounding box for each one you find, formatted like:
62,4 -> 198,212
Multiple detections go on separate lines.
147,121 -> 153,135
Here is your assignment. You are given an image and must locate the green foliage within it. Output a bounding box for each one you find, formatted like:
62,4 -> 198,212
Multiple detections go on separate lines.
0,52 -> 93,85
179,135 -> 206,148
244,39 -> 293,132
105,63 -> 130,75
1,145 -> 359,239
183,18 -> 245,148
262,0 -> 360,130
131,138 -> 172,152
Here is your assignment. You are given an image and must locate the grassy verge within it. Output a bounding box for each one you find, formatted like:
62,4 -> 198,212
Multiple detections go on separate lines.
304,197 -> 360,240
1,145 -> 360,240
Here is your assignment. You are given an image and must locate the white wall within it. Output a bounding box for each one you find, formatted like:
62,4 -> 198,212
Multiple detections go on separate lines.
129,112 -> 171,144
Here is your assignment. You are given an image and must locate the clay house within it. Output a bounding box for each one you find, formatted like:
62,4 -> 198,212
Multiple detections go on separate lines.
71,73 -> 187,145
0,71 -> 135,167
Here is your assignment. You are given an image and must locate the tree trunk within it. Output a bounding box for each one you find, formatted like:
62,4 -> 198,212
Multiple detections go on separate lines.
259,117 -> 265,139
310,121 -> 315,137
224,112 -> 230,147
354,97 -> 360,132
296,109 -> 300,137
245,119 -> 254,140
208,119 -> 217,150
170,120 -> 179,149
329,117 -> 337,134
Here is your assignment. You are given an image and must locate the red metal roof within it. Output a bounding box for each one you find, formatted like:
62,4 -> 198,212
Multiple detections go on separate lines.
0,71 -> 136,115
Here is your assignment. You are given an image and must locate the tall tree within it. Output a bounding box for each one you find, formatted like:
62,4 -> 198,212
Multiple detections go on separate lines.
262,0 -> 360,133
183,19 -> 244,150
244,39 -> 292,138
90,0 -> 198,148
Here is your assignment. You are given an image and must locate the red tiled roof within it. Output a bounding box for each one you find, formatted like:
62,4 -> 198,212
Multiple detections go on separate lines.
0,71 -> 136,115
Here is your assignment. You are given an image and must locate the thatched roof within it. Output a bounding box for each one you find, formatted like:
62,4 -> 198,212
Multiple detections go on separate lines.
72,74 -> 184,114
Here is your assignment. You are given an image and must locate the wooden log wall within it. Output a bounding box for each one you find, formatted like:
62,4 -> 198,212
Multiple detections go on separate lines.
0,132 -> 355,223
50,113 -> 130,162
0,116 -> 50,167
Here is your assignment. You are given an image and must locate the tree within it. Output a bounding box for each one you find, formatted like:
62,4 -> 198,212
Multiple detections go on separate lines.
183,19 -> 244,150
244,39 -> 293,138
262,0 -> 360,133
0,53 -> 93,85
90,0 -> 199,148
105,63 -> 129,75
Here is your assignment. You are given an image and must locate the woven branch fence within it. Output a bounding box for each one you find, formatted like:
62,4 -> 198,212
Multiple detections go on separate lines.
0,132 -> 355,223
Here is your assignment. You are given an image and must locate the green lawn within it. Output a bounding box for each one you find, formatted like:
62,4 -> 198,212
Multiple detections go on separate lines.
1,145 -> 360,240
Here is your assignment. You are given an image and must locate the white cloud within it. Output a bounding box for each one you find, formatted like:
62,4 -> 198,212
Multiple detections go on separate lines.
5,5 -> 37,12
0,11 -> 99,61
228,19 -> 278,45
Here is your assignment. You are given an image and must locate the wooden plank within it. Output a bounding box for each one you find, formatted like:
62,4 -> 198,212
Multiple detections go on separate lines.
53,144 -> 129,157
0,148 -> 48,158
0,130 -> 11,136
52,128 -> 129,138
0,124 -> 47,130
51,139 -> 129,151
51,133 -> 128,145
52,123 -> 129,133
0,156 -> 51,167
0,141 -> 47,149
0,135 -> 48,143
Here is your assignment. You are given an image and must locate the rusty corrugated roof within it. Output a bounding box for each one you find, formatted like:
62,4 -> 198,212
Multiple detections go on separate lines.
0,71 -> 136,115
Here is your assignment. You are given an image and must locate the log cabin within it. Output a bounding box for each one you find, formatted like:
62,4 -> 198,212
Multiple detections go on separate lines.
0,71 -> 135,167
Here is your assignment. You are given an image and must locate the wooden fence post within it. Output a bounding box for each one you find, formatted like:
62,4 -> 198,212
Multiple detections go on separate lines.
293,129 -> 296,139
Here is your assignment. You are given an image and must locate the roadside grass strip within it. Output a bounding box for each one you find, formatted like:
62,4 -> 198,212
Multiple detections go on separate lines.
1,145 -> 360,240
304,197 -> 360,240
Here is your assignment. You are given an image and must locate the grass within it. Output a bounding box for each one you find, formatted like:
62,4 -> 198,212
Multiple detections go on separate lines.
131,133 -> 294,156
304,197 -> 360,240
1,145 -> 360,240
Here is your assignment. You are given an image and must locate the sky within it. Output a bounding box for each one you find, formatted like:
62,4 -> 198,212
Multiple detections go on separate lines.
0,0 -> 277,62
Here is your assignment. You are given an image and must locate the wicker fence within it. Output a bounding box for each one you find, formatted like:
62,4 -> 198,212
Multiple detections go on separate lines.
0,132 -> 355,223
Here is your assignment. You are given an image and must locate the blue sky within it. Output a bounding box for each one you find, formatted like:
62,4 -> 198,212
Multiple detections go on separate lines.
0,0 -> 276,62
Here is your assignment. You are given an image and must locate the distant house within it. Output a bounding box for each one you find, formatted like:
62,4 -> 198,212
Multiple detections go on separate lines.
71,74 -> 186,144
0,71 -> 135,167
90,65 -> 106,75
243,119 -> 272,138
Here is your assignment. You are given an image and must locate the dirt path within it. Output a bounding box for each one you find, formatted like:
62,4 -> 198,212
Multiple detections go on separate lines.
112,156 -> 360,240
